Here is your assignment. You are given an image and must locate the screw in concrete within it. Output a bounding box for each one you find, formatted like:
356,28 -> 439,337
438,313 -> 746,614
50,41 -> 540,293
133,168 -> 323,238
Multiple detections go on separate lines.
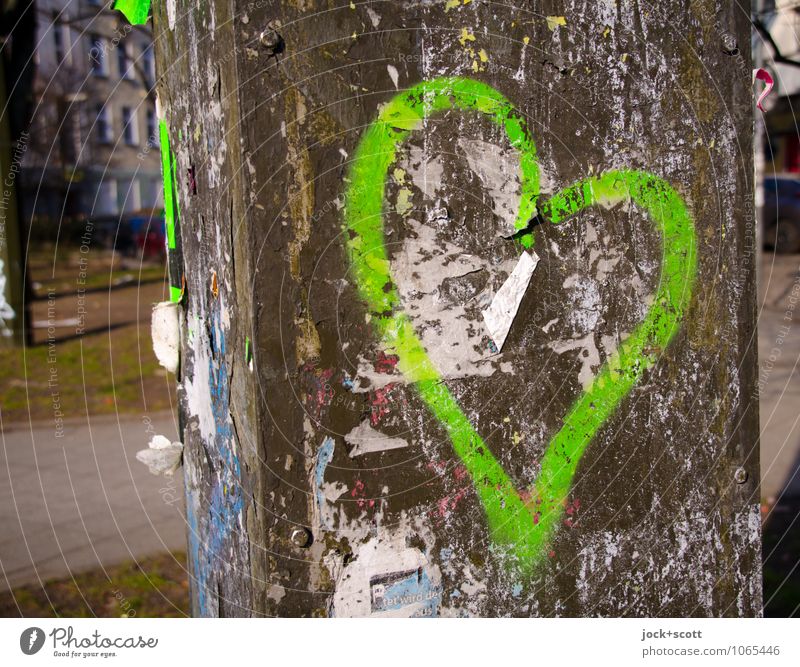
734,467 -> 748,484
290,526 -> 312,548
260,25 -> 285,55
721,33 -> 738,55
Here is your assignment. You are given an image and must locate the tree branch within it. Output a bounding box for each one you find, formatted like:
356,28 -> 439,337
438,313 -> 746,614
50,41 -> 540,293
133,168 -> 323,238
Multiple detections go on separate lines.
754,18 -> 800,69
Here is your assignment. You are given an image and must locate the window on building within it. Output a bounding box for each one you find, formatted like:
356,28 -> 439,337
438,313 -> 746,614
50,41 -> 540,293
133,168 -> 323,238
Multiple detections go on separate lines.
89,34 -> 107,76
53,12 -> 64,63
141,44 -> 154,84
96,179 -> 118,216
785,135 -> 800,173
119,179 -> 142,213
145,108 -> 157,146
61,108 -> 82,164
121,107 -> 138,146
117,44 -> 133,80
153,177 -> 164,208
96,105 -> 111,143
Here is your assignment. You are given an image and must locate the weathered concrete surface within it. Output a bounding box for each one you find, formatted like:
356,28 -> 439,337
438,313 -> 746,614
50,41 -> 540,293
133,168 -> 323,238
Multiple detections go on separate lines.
154,0 -> 760,616
0,412 -> 184,591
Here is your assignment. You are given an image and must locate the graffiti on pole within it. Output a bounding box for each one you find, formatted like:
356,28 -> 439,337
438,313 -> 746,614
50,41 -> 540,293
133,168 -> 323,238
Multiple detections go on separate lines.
343,76 -> 697,574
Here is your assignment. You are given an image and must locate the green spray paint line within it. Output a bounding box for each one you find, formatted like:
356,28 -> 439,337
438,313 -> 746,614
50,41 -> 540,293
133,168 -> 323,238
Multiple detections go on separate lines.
526,170 -> 696,567
345,76 -> 539,319
113,0 -> 151,25
344,77 -> 696,572
159,119 -> 183,303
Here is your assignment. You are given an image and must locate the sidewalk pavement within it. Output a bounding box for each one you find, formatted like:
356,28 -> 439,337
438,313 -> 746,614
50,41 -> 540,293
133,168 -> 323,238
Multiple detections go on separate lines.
0,411 -> 185,592
759,254 -> 800,502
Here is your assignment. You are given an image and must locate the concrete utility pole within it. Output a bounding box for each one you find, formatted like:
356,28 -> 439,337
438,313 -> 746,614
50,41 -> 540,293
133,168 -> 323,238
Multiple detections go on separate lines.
147,0 -> 760,616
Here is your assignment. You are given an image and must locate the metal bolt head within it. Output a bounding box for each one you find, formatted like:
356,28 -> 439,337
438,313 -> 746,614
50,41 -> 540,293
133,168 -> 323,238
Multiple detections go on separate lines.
721,33 -> 738,55
734,467 -> 748,484
260,28 -> 279,48
260,26 -> 285,55
290,526 -> 312,548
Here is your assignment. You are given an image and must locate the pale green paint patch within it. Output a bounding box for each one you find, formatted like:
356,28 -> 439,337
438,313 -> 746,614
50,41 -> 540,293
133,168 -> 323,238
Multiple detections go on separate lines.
344,77 -> 696,573
395,188 -> 414,216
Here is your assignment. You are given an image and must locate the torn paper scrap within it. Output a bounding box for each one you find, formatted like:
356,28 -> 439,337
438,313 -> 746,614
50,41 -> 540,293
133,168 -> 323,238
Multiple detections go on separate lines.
481,251 -> 539,350
345,420 -> 409,457
753,67 -> 774,112
136,434 -> 183,476
151,301 -> 180,373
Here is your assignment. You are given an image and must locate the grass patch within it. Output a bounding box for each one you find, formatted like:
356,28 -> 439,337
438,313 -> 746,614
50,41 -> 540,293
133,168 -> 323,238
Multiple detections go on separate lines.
0,321 -> 176,423
0,552 -> 189,617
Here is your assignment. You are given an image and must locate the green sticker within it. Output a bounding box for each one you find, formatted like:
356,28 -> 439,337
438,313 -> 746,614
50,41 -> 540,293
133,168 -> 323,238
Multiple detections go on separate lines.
159,119 -> 183,303
113,0 -> 151,25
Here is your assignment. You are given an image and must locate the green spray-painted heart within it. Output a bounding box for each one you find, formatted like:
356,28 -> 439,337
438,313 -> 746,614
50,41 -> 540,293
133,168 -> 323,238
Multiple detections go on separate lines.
344,77 -> 697,573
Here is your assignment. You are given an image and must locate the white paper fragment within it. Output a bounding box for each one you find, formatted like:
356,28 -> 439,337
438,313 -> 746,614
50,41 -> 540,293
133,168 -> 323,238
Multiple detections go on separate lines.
151,301 -> 180,373
166,0 -> 176,30
136,434 -> 183,476
149,434 -> 173,450
332,526 -> 442,617
367,7 -> 381,27
481,251 -> 539,350
345,421 -> 409,457
387,64 -> 399,89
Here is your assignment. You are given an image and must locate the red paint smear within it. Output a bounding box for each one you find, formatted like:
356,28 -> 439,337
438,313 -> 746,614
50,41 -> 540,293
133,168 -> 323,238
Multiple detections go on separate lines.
350,478 -> 375,509
301,365 -> 335,420
369,383 -> 398,425
426,460 -> 448,476
373,351 -> 399,374
564,497 -> 581,516
432,486 -> 470,520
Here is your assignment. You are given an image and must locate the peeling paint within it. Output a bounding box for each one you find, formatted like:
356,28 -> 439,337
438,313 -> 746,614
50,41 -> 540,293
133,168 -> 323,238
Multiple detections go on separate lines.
332,520 -> 442,617
345,420 -> 409,457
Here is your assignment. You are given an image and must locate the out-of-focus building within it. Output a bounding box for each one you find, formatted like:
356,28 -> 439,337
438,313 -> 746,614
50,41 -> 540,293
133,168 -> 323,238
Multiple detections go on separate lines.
760,0 -> 800,173
21,0 -> 162,225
